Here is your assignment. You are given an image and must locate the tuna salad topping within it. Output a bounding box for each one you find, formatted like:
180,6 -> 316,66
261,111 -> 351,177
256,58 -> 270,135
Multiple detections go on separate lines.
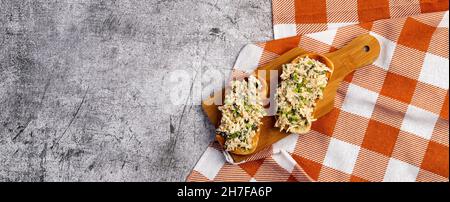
275,56 -> 331,133
217,76 -> 266,151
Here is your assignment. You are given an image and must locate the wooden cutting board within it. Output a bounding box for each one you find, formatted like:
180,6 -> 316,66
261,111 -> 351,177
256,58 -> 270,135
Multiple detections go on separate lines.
202,34 -> 381,163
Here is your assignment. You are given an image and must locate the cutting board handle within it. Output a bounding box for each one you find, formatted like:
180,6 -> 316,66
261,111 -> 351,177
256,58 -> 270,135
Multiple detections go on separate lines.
326,34 -> 381,80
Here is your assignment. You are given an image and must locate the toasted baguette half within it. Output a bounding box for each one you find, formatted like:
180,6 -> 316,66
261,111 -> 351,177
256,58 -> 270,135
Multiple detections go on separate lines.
289,124 -> 312,134
216,131 -> 260,155
216,76 -> 268,155
277,54 -> 333,134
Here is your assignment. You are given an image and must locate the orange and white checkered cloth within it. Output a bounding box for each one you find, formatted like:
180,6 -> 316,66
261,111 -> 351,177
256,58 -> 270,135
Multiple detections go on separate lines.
188,0 -> 449,182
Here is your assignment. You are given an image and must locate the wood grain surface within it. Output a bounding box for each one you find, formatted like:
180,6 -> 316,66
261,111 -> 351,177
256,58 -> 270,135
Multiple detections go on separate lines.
202,34 -> 381,163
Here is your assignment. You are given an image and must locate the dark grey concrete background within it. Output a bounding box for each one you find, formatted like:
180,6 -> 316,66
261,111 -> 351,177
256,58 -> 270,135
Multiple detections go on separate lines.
0,0 -> 273,181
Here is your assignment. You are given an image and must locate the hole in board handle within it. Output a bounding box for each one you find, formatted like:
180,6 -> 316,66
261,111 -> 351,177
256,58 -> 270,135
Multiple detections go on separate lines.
364,45 -> 370,52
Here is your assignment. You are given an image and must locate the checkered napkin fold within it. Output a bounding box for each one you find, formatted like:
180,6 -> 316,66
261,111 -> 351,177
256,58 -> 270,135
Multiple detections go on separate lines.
188,0 -> 449,182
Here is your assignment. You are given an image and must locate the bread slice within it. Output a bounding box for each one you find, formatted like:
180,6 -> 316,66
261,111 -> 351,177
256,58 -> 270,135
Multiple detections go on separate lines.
289,123 -> 312,134
216,131 -> 259,155
216,76 -> 268,155
277,54 -> 333,134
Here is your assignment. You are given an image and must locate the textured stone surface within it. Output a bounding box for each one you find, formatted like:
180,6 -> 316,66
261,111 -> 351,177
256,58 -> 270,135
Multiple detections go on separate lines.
0,0 -> 273,181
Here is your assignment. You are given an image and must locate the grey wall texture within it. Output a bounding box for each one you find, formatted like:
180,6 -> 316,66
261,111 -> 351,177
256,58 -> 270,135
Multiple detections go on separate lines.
0,0 -> 273,181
